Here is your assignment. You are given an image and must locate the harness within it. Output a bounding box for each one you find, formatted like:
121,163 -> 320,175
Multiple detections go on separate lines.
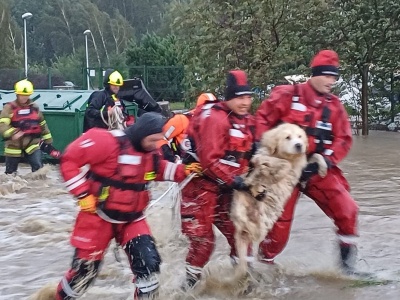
90,173 -> 148,191
180,105 -> 213,164
289,84 -> 333,154
305,106 -> 332,153
10,102 -> 41,137
91,133 -> 156,223
192,103 -> 253,165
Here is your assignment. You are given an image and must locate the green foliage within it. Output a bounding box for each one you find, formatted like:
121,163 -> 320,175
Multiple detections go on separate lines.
295,0 -> 400,133
51,50 -> 86,88
0,0 -> 23,68
126,33 -> 184,101
167,0 -> 322,100
166,0 -> 400,131
9,0 -> 135,66
1,0 -> 400,129
90,0 -> 173,38
126,33 -> 181,66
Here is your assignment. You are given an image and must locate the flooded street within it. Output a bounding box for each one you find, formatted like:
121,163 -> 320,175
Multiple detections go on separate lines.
1,131 -> 399,300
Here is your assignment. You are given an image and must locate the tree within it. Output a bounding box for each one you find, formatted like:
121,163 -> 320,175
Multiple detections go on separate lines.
0,0 -> 23,69
10,0 -> 134,67
298,0 -> 400,135
126,33 -> 184,101
91,0 -> 173,38
51,50 -> 86,88
167,0 -> 322,99
126,33 -> 180,66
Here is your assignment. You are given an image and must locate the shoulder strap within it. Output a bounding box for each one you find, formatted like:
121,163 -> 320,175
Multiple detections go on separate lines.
321,106 -> 331,123
292,84 -> 300,102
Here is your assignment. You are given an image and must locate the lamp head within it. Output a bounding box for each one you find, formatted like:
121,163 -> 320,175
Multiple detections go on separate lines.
22,12 -> 33,20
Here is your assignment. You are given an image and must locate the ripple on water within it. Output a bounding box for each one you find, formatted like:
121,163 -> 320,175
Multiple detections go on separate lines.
1,132 -> 400,300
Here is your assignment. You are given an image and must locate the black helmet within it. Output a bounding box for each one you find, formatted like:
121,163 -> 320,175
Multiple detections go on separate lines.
124,112 -> 166,152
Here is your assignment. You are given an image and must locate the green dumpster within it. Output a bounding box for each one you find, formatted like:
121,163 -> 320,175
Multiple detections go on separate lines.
0,90 -> 138,157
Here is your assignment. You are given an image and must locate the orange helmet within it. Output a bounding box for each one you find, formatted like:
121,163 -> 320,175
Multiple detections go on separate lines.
196,93 -> 217,107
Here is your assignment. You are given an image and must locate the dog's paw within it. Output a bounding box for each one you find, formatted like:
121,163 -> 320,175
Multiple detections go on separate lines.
309,153 -> 328,178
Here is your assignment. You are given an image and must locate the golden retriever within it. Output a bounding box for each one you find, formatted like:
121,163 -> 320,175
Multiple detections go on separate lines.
231,123 -> 328,276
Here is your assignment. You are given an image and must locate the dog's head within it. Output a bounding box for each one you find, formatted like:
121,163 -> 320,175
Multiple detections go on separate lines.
260,123 -> 308,159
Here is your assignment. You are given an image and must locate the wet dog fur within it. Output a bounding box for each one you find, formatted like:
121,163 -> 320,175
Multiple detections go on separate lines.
231,123 -> 328,276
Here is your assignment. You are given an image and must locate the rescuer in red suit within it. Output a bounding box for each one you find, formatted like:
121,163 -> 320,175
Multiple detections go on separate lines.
255,50 -> 359,274
54,112 -> 201,300
180,70 -> 256,289
158,92 -> 217,162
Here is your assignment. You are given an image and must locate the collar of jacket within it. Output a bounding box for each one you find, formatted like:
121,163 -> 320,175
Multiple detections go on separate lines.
301,82 -> 332,108
14,99 -> 32,107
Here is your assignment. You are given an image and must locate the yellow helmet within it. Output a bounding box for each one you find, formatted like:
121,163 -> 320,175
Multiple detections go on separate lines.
108,71 -> 124,86
15,79 -> 34,96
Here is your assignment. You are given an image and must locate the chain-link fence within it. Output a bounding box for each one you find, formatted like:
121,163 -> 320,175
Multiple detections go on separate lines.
129,66 -> 184,102
0,68 -> 66,90
1,65 -> 185,104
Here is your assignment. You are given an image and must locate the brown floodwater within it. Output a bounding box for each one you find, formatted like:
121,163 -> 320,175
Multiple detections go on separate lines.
0,131 -> 399,300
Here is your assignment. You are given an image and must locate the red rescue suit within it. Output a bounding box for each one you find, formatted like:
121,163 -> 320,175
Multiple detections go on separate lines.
160,100 -> 218,162
60,128 -> 187,255
181,102 -> 255,270
255,81 -> 358,260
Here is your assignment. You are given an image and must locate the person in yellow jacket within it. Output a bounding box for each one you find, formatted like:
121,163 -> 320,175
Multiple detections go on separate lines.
0,79 -> 54,174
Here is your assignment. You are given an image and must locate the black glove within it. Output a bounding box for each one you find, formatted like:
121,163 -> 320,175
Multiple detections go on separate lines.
230,176 -> 249,191
160,144 -> 176,162
251,141 -> 260,156
40,142 -> 61,159
299,162 -> 319,182
39,141 -> 52,154
324,157 -> 333,169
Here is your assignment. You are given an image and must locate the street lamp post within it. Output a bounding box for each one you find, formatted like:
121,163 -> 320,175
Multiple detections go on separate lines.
22,12 -> 33,79
84,30 -> 91,90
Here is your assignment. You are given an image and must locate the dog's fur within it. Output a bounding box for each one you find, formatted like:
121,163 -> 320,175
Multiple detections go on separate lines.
231,123 -> 328,275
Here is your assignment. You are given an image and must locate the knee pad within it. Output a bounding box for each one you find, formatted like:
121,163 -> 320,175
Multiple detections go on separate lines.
125,234 -> 161,278
58,258 -> 101,299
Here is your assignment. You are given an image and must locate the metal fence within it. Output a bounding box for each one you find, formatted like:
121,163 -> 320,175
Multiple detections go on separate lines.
1,66 -> 186,112
0,68 -> 66,90
81,65 -> 184,101
0,65 -> 185,101
128,66 -> 184,102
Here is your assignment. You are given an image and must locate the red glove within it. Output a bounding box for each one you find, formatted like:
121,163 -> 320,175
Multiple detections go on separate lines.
49,149 -> 62,159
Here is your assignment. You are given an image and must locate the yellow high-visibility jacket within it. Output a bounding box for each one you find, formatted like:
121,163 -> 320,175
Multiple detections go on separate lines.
0,99 -> 53,157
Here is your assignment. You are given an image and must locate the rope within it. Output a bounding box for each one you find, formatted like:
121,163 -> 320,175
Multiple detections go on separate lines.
146,173 -> 197,211
101,105 -> 126,130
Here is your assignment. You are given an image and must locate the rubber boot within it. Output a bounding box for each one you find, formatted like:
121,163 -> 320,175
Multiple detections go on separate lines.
258,247 -> 275,265
259,257 -> 275,265
340,243 -> 357,275
134,286 -> 159,300
133,274 -> 159,300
